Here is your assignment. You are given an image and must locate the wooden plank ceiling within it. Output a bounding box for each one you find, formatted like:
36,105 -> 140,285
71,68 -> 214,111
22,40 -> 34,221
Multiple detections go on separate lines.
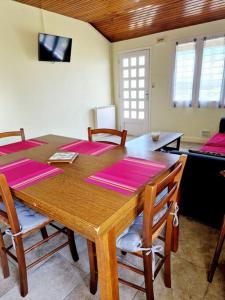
15,0 -> 225,42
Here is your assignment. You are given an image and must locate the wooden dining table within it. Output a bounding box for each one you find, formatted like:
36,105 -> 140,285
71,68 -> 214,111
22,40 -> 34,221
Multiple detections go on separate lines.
0,134 -> 179,299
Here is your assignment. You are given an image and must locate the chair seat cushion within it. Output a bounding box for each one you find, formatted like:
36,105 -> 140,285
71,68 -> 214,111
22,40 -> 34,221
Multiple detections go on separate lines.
116,188 -> 167,252
0,199 -> 49,234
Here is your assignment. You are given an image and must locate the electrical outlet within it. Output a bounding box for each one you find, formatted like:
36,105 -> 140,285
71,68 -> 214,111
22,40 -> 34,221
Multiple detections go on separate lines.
200,130 -> 210,137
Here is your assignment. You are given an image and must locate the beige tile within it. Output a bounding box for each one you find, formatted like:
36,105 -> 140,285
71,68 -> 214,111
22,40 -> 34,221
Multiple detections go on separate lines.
1,254 -> 86,300
134,255 -> 209,300
171,256 -> 208,299
177,216 -> 223,269
0,261 -> 18,297
64,273 -> 140,300
204,264 -> 225,300
59,234 -> 90,274
64,249 -> 144,300
134,275 -> 174,300
64,275 -> 98,300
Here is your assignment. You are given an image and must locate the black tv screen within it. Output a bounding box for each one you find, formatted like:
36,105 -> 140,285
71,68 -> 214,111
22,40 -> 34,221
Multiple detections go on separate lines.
38,33 -> 72,62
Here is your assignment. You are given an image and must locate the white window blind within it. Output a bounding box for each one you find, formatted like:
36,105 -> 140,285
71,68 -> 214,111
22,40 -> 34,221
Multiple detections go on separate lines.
171,34 -> 225,108
172,41 -> 196,107
198,37 -> 225,107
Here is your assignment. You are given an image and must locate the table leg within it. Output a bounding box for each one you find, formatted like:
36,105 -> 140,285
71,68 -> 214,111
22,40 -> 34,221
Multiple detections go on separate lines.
95,228 -> 119,300
176,137 -> 181,150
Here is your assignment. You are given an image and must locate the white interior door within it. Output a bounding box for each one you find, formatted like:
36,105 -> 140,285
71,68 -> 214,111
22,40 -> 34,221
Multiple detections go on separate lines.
119,49 -> 150,136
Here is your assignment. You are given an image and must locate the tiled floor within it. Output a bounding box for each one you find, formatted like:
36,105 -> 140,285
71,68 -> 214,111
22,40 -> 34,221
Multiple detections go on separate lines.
0,216 -> 224,300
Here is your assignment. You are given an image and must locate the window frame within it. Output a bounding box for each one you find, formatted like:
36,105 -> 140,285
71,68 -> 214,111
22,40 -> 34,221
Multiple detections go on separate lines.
171,33 -> 225,108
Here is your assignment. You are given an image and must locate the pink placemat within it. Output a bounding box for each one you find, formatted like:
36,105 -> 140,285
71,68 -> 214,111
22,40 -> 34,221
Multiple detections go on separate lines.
85,157 -> 166,195
0,139 -> 47,156
0,158 -> 63,190
59,140 -> 117,155
204,133 -> 225,147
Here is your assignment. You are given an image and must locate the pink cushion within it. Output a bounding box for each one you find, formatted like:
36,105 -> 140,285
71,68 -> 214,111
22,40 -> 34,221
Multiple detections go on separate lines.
204,133 -> 225,147
199,133 -> 225,155
200,145 -> 225,155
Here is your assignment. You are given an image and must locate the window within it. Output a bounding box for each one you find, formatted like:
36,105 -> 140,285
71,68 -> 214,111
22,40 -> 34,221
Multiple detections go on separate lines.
173,41 -> 196,107
172,35 -> 225,108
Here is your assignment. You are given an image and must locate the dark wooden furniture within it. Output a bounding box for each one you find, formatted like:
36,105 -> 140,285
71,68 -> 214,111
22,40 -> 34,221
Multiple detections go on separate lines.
88,127 -> 127,146
208,170 -> 225,283
208,215 -> 225,283
0,134 -> 179,300
87,155 -> 187,299
0,128 -> 25,141
16,1 -> 225,42
127,132 -> 183,152
0,173 -> 79,297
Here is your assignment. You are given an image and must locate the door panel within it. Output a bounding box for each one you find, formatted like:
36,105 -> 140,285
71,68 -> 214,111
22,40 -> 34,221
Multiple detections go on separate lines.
119,49 -> 150,136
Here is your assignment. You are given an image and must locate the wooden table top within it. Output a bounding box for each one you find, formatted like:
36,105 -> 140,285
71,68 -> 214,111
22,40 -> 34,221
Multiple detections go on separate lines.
0,134 -> 179,240
126,132 -> 183,151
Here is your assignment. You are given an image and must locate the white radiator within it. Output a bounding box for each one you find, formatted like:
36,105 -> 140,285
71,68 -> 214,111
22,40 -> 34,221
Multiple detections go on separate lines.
94,105 -> 116,129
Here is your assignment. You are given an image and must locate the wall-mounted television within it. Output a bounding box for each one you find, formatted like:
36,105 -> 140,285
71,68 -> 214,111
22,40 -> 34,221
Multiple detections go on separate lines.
38,33 -> 72,62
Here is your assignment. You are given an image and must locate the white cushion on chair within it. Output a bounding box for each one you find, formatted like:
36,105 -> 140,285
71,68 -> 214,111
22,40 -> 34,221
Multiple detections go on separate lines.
116,188 -> 168,252
0,199 -> 49,234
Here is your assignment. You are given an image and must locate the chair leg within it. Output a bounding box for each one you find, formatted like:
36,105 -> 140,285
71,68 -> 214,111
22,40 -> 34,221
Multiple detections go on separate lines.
143,252 -> 154,300
14,236 -> 28,297
40,227 -> 48,239
164,219 -> 173,288
0,230 -> 10,278
208,217 -> 225,283
87,240 -> 98,295
67,229 -> 79,262
171,225 -> 179,253
164,248 -> 172,288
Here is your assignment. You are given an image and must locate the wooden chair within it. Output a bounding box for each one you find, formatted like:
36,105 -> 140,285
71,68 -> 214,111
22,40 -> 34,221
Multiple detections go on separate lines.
208,215 -> 225,283
0,128 -> 25,141
87,155 -> 187,299
0,174 -> 79,297
88,127 -> 127,147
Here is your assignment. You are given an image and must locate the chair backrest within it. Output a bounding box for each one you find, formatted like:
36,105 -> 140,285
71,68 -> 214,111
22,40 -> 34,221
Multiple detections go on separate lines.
0,128 -> 25,141
0,174 -> 20,235
88,127 -> 127,147
142,154 -> 187,248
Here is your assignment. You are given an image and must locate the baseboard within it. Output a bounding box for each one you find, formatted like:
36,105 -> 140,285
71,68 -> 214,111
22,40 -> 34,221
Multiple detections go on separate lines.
181,136 -> 208,144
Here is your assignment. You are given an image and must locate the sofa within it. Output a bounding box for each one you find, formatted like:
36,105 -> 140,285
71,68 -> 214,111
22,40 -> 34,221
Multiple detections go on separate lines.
172,118 -> 225,228
219,117 -> 225,133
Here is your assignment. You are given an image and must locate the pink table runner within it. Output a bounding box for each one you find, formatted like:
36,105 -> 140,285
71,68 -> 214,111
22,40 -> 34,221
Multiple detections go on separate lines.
85,157 -> 166,195
0,139 -> 47,156
59,140 -> 117,156
0,158 -> 63,190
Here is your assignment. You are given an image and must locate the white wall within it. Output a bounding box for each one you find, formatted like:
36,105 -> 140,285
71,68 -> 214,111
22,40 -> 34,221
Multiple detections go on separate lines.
112,19 -> 225,142
0,0 -> 112,141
